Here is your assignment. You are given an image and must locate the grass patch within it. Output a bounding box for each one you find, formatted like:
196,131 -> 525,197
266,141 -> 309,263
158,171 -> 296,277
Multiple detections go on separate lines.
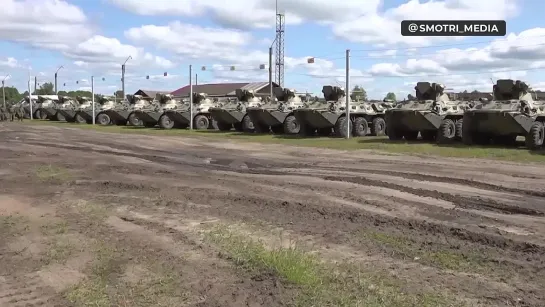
23,119 -> 545,162
362,231 -> 493,272
41,221 -> 69,235
43,236 -> 76,265
34,164 -> 71,182
66,241 -> 186,306
206,225 -> 462,307
0,214 -> 30,237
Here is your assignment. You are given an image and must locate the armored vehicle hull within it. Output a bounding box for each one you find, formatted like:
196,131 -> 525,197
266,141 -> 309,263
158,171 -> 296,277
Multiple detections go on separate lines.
385,109 -> 463,142
246,108 -> 297,134
74,110 -> 96,124
57,109 -> 77,122
294,109 -> 385,137
208,108 -> 248,131
130,110 -> 161,127
40,107 -> 57,120
97,109 -> 129,126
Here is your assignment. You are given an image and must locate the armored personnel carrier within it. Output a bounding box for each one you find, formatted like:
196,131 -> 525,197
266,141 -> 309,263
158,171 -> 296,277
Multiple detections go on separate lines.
21,95 -> 57,119
385,82 -> 473,143
73,96 -> 100,124
96,96 -> 130,125
294,85 -> 384,137
209,89 -> 264,132
463,79 -> 545,149
34,95 -> 59,120
131,94 -> 183,127
126,94 -> 158,126
246,88 -> 306,134
158,92 -> 217,130
55,96 -> 79,122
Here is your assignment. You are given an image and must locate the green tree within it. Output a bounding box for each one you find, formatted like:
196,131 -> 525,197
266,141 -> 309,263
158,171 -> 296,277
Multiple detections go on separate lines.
384,92 -> 397,101
352,85 -> 367,101
2,86 -> 22,104
407,94 -> 415,100
35,82 -> 55,95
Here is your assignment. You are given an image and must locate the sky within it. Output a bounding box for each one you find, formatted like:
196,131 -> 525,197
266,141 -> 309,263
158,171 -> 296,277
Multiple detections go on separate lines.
0,0 -> 544,100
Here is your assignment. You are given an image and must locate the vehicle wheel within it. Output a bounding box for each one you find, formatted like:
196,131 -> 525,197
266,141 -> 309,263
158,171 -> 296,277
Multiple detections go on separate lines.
387,128 -> 403,140
455,118 -> 463,139
40,110 -> 48,120
241,114 -> 254,133
525,121 -> 544,150
128,112 -> 142,126
159,113 -> 175,129
420,130 -> 436,141
436,118 -> 456,144
74,113 -> 86,124
193,114 -> 209,130
371,117 -> 386,136
217,121 -> 232,131
334,116 -> 351,138
283,115 -> 299,134
352,117 -> 368,137
97,113 -> 111,126
271,125 -> 284,134
404,131 -> 419,141
55,112 -> 65,121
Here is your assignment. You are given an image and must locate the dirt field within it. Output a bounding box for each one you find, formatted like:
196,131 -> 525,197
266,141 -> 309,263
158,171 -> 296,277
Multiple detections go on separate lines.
1,122 -> 544,307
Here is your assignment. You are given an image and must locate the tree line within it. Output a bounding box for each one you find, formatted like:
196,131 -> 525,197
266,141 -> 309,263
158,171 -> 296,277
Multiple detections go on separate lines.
1,82 -> 124,105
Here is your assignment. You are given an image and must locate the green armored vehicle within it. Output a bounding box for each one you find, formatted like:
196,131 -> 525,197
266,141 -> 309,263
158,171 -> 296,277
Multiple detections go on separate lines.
73,96 -> 100,124
158,92 -> 217,130
95,96 -> 130,125
131,94 -> 183,127
209,89 -> 264,132
385,82 -> 474,143
294,85 -> 387,137
247,88 -> 306,134
463,79 -> 545,149
126,94 -> 158,126
55,96 -> 79,122
34,95 -> 59,120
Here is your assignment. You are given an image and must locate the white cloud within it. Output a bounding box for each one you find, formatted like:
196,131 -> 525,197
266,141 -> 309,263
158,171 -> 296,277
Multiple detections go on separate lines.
332,0 -> 519,47
109,0 -> 379,29
0,57 -> 19,68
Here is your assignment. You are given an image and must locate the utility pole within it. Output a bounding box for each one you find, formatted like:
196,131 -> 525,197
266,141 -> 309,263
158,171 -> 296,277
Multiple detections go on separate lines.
34,76 -> 37,94
195,74 -> 198,85
2,74 -> 10,108
28,68 -> 33,120
269,46 -> 274,101
345,49 -> 350,139
189,65 -> 193,130
91,76 -> 95,125
121,56 -> 132,100
54,66 -> 63,94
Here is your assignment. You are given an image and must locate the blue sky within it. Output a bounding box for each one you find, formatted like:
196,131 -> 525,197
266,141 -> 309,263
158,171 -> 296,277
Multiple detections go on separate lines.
0,0 -> 543,100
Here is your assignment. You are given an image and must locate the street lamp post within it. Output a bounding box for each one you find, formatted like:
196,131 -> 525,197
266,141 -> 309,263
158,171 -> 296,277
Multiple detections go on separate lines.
54,66 -> 63,94
121,56 -> 132,100
2,74 -> 10,108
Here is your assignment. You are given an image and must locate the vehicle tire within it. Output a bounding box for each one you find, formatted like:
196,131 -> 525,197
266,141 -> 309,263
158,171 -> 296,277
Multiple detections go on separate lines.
436,118 -> 456,144
40,110 -> 48,120
193,114 -> 209,130
159,113 -> 175,129
455,118 -> 463,139
283,115 -> 300,134
97,113 -> 111,126
55,112 -> 65,121
334,116 -> 351,138
34,109 -> 41,119
403,131 -> 419,141
241,114 -> 254,133
371,117 -> 386,136
217,121 -> 232,131
74,113 -> 86,124
128,112 -> 142,126
525,121 -> 544,150
353,117 -> 368,137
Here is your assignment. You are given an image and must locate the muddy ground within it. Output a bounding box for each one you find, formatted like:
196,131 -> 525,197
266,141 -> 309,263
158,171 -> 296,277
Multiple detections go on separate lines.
0,123 -> 544,307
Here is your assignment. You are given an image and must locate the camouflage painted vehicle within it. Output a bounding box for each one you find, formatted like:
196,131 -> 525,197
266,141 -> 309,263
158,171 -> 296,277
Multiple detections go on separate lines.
73,96 -> 100,124
21,95 -> 55,119
131,94 -> 183,127
294,85 -> 387,138
158,92 -> 217,130
56,96 -> 80,122
209,89 -> 264,132
385,82 -> 474,143
126,94 -> 158,126
462,79 -> 545,149
96,96 -> 130,126
246,88 -> 307,134
34,95 -> 59,120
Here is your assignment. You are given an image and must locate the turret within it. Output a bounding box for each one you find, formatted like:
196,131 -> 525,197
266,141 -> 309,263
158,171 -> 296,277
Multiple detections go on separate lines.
322,86 -> 345,102
192,92 -> 208,104
157,93 -> 174,104
76,96 -> 90,104
493,79 -> 533,101
273,87 -> 296,102
414,82 -> 448,101
235,89 -> 256,102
